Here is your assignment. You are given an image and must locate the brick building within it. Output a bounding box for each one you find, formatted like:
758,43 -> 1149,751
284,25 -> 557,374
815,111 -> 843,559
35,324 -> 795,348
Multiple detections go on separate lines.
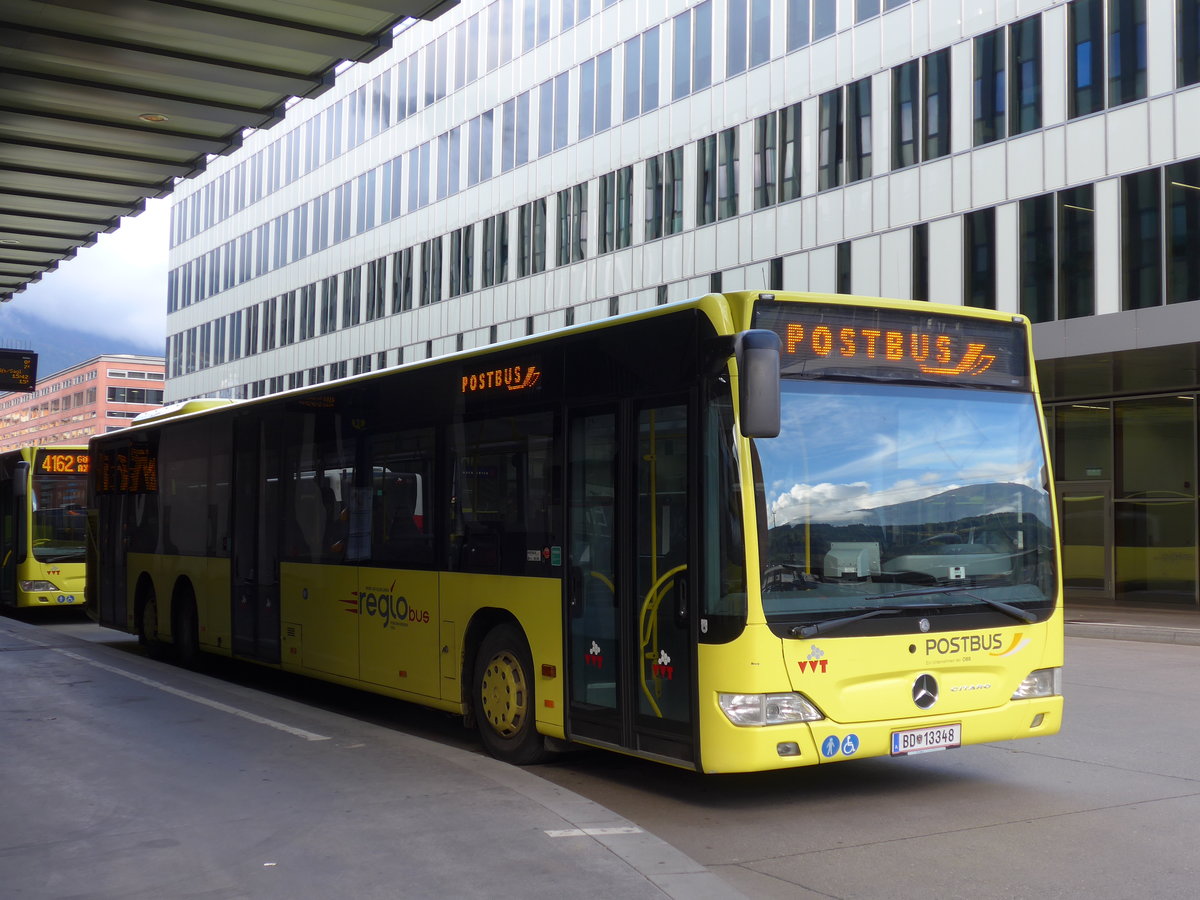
0,354 -> 165,450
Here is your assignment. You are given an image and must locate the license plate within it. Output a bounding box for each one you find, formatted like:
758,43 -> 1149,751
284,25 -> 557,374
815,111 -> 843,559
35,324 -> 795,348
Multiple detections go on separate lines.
891,723 -> 962,755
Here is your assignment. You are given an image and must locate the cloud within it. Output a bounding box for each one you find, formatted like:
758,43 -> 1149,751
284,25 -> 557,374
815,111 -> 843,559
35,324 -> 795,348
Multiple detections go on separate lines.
5,198 -> 167,351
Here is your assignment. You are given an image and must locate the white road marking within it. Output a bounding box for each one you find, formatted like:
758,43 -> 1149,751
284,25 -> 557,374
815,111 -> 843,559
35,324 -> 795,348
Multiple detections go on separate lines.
55,648 -> 331,742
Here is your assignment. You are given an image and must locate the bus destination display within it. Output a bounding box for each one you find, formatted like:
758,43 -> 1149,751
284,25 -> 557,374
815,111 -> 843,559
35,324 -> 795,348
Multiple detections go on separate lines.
753,301 -> 1029,389
37,451 -> 89,475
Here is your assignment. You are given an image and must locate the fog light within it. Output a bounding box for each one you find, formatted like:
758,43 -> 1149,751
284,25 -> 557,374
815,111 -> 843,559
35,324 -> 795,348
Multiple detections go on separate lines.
1030,713 -> 1045,728
777,741 -> 801,757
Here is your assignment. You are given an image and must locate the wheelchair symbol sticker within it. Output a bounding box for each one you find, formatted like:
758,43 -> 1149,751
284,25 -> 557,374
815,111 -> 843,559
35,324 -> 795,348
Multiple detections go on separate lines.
841,734 -> 860,756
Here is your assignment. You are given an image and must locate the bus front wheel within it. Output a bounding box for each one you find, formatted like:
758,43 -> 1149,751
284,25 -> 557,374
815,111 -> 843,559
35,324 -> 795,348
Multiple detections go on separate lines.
474,624 -> 547,765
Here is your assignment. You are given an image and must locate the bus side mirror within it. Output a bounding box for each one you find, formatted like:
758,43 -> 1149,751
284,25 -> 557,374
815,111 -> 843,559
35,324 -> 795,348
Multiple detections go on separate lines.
13,461 -> 28,500
734,330 -> 781,438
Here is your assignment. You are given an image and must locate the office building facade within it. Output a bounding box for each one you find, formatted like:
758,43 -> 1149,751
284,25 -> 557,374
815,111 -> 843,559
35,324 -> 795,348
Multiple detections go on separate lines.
0,355 -> 166,449
164,0 -> 1200,611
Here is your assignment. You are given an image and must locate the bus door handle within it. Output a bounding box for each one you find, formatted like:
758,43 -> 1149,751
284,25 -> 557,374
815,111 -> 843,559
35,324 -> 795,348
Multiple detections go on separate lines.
568,565 -> 584,618
674,572 -> 689,627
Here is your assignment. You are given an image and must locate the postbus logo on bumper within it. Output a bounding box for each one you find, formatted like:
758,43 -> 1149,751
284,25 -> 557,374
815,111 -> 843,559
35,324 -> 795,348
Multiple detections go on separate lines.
344,583 -> 430,627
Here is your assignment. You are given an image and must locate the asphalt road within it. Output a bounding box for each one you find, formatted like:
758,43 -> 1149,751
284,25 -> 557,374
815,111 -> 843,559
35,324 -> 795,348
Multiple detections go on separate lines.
9,611 -> 1200,899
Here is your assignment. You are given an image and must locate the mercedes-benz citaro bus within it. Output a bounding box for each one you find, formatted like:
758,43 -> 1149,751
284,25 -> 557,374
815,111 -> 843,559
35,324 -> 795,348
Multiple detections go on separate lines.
2,445 -> 89,610
86,292 -> 1062,772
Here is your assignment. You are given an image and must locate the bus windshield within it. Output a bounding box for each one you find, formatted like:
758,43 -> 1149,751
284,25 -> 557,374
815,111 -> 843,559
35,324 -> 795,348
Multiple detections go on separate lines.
757,379 -> 1055,630
31,472 -> 88,563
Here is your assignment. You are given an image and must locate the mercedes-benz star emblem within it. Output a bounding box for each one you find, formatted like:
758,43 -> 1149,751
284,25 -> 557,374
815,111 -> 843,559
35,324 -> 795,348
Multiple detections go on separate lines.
918,617 -> 931,633
912,674 -> 938,710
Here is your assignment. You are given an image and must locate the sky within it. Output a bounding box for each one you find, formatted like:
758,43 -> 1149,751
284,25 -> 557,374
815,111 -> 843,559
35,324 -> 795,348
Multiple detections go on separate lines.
1,198 -> 169,374
760,383 -> 1046,527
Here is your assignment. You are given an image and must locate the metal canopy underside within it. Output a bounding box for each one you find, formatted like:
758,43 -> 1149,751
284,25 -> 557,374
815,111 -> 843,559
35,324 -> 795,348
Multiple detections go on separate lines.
0,0 -> 456,301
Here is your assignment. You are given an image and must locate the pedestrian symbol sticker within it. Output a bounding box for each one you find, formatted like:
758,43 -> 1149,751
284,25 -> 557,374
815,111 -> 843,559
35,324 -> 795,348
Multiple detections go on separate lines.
821,735 -> 841,758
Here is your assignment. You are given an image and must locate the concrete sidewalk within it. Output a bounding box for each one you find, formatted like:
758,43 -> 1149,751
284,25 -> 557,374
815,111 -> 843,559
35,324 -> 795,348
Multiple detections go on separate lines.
1065,604 -> 1200,646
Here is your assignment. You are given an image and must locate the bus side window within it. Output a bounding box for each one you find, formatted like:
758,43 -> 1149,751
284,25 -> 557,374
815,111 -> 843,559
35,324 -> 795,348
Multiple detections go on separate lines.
369,426 -> 435,569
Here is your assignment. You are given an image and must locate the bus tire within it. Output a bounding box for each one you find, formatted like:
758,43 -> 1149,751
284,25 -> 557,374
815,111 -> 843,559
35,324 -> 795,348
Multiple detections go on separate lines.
474,623 -> 547,765
137,585 -> 168,661
173,585 -> 201,669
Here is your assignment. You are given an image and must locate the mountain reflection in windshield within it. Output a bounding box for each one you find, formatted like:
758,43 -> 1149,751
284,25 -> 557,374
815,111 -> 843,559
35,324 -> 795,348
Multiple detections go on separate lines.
757,381 -> 1054,612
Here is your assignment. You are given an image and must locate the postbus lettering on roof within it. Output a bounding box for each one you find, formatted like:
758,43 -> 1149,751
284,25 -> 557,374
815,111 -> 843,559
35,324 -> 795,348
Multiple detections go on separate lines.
753,301 -> 1028,389
782,322 -> 998,377
460,363 -> 542,395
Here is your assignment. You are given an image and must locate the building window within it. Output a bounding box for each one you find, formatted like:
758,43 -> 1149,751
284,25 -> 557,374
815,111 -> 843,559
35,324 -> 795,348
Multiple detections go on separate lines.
912,223 -> 929,301
779,102 -> 802,201
717,128 -> 738,219
579,50 -> 613,139
420,236 -> 443,306
1070,0 -> 1145,117
365,257 -> 386,321
517,199 -> 547,276
754,113 -> 777,210
645,146 -> 684,240
920,48 -> 952,162
1059,186 -> 1096,319
482,213 -> 509,287
727,0 -> 771,77
1010,15 -> 1042,135
847,77 -> 872,183
975,17 -> 1041,147
836,241 -> 851,294
557,182 -> 588,264
1168,159 -> 1200,303
319,276 -> 338,334
341,266 -> 361,327
818,88 -> 843,191
697,133 -> 717,225
1019,195 -> 1055,323
598,167 -> 633,254
449,225 -> 475,297
1122,169 -> 1162,310
893,60 -> 919,169
1108,0 -> 1147,107
392,247 -> 414,313
1181,0 -> 1200,87
298,283 -> 316,339
964,207 -> 997,309
973,28 -> 1005,146
671,1 -> 712,101
279,291 -> 296,346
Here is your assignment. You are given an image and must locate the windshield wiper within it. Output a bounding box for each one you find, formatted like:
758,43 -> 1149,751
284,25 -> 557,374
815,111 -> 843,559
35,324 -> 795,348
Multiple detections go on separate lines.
787,586 -> 1038,638
790,605 -> 937,638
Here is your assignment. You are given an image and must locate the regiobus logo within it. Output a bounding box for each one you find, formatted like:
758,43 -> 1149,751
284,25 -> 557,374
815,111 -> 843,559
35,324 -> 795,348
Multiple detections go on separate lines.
344,582 -> 431,628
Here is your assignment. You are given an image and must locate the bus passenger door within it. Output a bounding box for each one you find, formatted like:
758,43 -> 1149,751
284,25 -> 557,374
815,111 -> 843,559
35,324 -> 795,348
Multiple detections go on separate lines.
231,415 -> 281,663
567,401 -> 695,764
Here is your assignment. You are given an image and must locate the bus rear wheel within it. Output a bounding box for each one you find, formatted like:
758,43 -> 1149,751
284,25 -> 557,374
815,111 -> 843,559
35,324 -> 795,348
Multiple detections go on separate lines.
137,589 -> 168,661
474,624 -> 547,765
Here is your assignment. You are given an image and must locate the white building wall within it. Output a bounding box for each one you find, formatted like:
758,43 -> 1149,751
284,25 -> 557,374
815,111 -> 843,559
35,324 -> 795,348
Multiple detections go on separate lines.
164,0 -> 1200,401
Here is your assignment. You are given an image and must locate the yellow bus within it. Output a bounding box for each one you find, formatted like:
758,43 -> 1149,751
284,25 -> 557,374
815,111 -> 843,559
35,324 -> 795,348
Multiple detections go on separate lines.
87,292 -> 1063,772
1,445 -> 89,610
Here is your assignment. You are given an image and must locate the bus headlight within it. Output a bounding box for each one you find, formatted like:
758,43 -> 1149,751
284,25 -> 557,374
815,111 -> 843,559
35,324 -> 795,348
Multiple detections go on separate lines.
19,580 -> 58,592
1011,667 -> 1062,699
718,692 -> 824,726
